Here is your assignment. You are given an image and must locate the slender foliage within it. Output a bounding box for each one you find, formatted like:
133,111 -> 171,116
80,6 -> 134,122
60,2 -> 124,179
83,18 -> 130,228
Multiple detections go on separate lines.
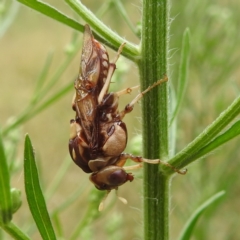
0,131 -> 12,224
178,191 -> 225,240
24,135 -> 56,240
1,0 -> 240,239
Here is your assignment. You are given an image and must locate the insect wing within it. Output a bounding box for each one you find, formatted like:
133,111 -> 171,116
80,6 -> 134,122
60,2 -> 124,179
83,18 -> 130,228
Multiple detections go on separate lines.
74,25 -> 109,154
79,25 -> 101,87
73,26 -> 100,147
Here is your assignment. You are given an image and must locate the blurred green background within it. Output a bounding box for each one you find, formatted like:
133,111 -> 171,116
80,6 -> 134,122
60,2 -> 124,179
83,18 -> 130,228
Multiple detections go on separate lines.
1,0 -> 240,239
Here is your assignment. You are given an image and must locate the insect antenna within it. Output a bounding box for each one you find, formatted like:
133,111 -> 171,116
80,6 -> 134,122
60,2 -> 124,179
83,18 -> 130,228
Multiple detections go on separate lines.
98,190 -> 128,211
116,190 -> 128,205
98,190 -> 111,211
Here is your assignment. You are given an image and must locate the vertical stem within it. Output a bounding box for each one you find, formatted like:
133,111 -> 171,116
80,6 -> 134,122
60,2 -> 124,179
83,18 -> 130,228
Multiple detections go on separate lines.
139,0 -> 170,239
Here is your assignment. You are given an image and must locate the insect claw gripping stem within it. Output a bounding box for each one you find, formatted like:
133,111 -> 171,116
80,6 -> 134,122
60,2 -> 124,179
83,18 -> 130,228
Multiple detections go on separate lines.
158,161 -> 187,175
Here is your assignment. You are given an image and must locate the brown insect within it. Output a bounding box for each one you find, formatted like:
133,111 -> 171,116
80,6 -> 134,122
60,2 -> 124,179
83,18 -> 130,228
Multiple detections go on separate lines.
69,25 -> 186,210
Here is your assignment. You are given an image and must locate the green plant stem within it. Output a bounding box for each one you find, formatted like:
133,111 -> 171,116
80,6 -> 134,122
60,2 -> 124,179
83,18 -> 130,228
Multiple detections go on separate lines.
139,0 -> 170,239
0,221 -> 30,240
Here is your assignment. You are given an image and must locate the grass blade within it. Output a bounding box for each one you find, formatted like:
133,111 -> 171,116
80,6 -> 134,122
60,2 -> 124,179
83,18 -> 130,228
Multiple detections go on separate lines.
0,131 -> 12,224
113,0 -> 138,37
170,28 -> 190,125
64,0 -> 139,60
24,134 -> 56,240
17,0 -> 139,61
33,51 -> 54,99
192,119 -> 240,160
168,94 -> 240,173
30,82 -> 73,118
178,191 -> 225,240
16,0 -> 83,32
0,1 -> 19,38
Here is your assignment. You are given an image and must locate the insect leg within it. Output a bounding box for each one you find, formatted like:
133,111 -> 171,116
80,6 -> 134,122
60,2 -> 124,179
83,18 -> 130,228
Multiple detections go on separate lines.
123,163 -> 143,171
119,153 -> 187,175
118,76 -> 168,120
98,42 -> 126,104
115,85 -> 140,97
114,155 -> 143,170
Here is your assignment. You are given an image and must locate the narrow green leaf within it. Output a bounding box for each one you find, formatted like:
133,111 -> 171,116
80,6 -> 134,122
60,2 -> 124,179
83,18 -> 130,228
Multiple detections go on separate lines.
170,28 -> 190,125
2,78 -> 72,137
16,0 -> 84,32
168,94 -> 240,173
0,131 -> 12,224
113,0 -> 138,37
35,40 -> 80,102
0,1 -> 19,38
178,191 -> 225,240
169,79 -> 177,156
45,157 -> 72,199
30,82 -> 73,118
2,35 -> 80,136
192,120 -> 240,160
33,51 -> 54,99
16,0 -> 139,61
0,221 -> 30,240
70,188 -> 105,240
64,0 -> 139,61
52,186 -> 85,237
24,135 -> 56,240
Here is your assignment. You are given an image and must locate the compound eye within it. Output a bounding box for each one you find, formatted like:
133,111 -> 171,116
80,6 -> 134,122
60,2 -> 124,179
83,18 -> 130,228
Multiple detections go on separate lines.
108,169 -> 127,186
90,166 -> 129,191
